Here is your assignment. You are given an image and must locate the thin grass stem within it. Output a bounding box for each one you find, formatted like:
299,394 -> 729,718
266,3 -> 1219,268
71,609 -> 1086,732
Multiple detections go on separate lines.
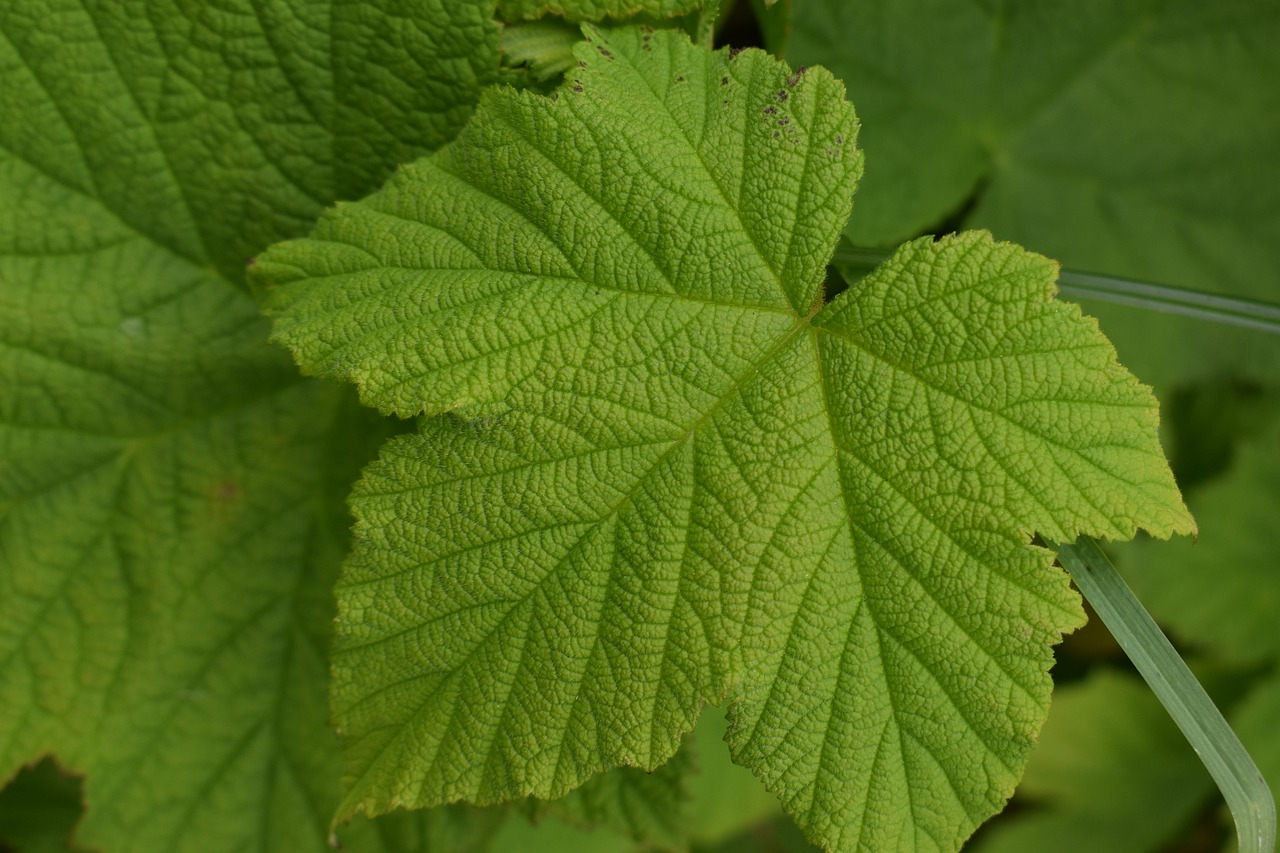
1053,536 -> 1276,853
831,246 -> 1280,336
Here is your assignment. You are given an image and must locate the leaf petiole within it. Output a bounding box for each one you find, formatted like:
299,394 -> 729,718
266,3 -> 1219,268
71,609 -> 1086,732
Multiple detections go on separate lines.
695,2 -> 718,49
1053,536 -> 1277,853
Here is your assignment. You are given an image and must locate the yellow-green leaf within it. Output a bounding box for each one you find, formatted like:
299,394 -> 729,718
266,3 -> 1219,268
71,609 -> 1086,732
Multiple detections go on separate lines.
259,27 -> 1192,852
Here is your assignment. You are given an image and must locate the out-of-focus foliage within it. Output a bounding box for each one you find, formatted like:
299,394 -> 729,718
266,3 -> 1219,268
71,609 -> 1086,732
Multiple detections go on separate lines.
782,0 -> 1280,391
968,671 -> 1214,853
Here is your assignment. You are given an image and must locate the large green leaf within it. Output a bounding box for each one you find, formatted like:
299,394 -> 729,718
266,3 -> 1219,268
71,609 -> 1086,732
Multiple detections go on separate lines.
1123,427 -> 1280,663
783,0 -> 1280,266
522,742 -> 691,848
967,671 -> 1213,853
488,814 -> 636,852
685,710 -> 792,846
0,0 -> 501,287
259,27 -> 1192,852
1235,675 -> 1280,818
0,1 -> 502,850
0,238 -> 377,852
782,0 -> 1280,388
497,0 -> 701,23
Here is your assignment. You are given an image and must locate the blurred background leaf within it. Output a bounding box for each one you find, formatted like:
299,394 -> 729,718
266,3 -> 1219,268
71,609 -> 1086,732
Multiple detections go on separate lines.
0,760 -> 86,853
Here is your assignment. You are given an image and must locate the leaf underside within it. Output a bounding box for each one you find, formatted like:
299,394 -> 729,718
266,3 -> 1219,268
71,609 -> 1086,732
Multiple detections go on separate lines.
258,26 -> 1192,852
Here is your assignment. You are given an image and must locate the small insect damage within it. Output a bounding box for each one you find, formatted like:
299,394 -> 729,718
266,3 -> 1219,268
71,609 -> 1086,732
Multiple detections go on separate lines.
764,91 -> 800,144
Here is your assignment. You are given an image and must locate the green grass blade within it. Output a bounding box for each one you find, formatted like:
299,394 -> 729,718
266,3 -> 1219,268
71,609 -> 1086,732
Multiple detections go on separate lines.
830,246 -> 1280,335
1056,270 -> 1280,335
1053,536 -> 1277,853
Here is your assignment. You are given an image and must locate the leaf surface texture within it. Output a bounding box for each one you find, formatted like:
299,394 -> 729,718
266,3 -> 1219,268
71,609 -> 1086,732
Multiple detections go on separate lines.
0,1 -> 508,850
260,27 -> 1193,851
497,0 -> 702,22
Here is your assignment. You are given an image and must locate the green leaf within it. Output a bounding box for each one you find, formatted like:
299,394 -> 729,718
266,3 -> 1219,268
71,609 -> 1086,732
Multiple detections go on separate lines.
1123,428 -> 1280,662
258,27 -> 1192,851
785,1 -> 1280,269
1235,675 -> 1280,820
685,710 -> 789,846
523,744 -> 691,847
0,760 -> 87,853
502,20 -> 586,82
749,0 -> 793,55
498,0 -> 702,23
1115,403 -> 1280,844
0,257 -> 369,852
0,1 -> 500,850
489,814 -> 637,853
783,0 -> 1280,391
342,804 -> 510,853
968,671 -> 1214,853
0,0 -> 500,288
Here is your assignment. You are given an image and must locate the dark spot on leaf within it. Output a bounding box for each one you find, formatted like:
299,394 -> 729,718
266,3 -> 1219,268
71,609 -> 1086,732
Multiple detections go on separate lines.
777,116 -> 790,126
763,105 -> 777,115
776,90 -> 788,102
208,479 -> 242,521
835,134 -> 843,144
573,84 -> 584,93
722,99 -> 729,106
578,60 -> 587,69
773,131 -> 780,138
786,66 -> 807,88
729,47 -> 744,59
597,46 -> 613,58
676,75 -> 684,82
721,76 -> 729,86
